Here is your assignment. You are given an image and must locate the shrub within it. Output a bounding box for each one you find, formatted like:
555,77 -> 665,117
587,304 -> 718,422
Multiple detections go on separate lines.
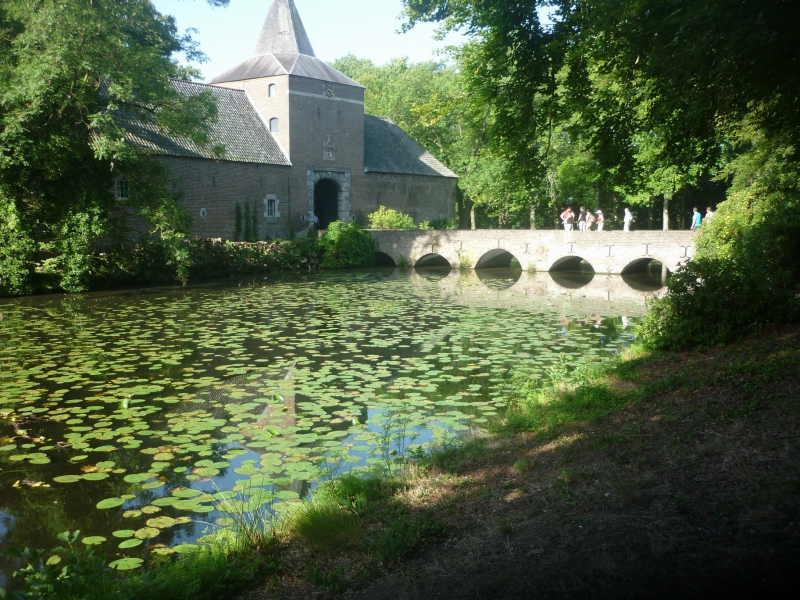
428,217 -> 458,230
639,134 -> 800,350
287,501 -> 363,552
0,193 -> 36,296
367,206 -> 416,230
317,221 -> 375,268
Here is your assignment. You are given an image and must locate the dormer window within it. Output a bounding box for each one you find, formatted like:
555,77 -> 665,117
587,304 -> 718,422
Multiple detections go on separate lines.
269,118 -> 279,133
268,84 -> 277,98
116,179 -> 129,200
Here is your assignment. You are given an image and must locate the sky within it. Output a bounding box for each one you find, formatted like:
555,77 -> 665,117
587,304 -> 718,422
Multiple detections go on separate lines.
152,0 -> 471,82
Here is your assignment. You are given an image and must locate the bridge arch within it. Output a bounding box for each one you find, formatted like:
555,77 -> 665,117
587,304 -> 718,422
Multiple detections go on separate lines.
414,253 -> 453,269
475,249 -> 520,269
549,255 -> 596,273
621,257 -> 671,290
374,251 -> 396,267
621,257 -> 672,275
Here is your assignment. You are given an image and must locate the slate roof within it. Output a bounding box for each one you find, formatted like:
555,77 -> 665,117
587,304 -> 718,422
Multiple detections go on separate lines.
364,116 -> 458,179
208,0 -> 362,88
118,80 -> 290,166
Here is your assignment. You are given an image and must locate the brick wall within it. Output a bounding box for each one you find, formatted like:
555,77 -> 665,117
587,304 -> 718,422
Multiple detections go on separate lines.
364,173 -> 457,225
287,76 -> 366,229
161,156 -> 292,240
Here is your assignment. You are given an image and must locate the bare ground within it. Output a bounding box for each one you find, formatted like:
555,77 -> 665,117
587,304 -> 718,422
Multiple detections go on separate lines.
243,326 -> 800,600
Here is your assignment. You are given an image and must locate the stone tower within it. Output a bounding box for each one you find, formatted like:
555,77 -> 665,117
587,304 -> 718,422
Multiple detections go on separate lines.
209,0 -> 366,228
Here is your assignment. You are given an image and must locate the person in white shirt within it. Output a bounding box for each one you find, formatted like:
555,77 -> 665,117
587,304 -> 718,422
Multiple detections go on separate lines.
705,206 -> 714,222
623,208 -> 633,231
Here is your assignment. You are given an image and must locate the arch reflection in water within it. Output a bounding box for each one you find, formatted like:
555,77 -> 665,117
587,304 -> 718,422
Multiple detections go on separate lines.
621,259 -> 670,291
414,253 -> 452,281
475,267 -> 522,291
548,256 -> 596,289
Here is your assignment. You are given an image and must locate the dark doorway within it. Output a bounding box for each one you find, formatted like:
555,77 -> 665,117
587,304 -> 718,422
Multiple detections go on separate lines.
314,179 -> 339,230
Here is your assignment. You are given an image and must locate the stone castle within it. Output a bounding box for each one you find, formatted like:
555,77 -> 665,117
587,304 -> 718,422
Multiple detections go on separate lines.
121,0 -> 457,239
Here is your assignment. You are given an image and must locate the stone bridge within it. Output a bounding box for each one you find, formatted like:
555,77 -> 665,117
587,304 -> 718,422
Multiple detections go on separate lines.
369,230 -> 696,274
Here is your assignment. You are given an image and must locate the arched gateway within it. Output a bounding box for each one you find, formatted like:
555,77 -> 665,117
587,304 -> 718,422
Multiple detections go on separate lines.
314,179 -> 339,229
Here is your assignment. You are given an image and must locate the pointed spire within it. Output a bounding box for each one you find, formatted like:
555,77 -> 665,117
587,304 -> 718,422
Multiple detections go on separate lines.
254,0 -> 315,57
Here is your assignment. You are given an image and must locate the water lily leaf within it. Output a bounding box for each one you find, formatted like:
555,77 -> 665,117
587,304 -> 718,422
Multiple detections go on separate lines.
109,558 -> 144,571
134,527 -> 160,540
96,498 -> 125,510
112,530 -> 136,538
82,536 -> 106,546
53,475 -> 82,484
141,505 -> 161,515
146,516 -> 175,529
123,473 -> 151,484
118,539 -> 143,549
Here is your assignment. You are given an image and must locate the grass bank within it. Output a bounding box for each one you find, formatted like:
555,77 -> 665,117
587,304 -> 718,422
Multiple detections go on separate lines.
242,326 -> 800,599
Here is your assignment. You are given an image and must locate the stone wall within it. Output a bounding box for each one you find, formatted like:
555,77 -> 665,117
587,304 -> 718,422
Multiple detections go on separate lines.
364,173 -> 457,226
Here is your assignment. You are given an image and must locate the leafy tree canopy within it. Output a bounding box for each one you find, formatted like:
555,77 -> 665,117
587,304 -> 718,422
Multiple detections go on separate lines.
0,0 -> 227,294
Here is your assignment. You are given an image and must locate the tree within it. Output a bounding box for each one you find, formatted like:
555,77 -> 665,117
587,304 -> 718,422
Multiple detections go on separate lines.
0,0 -> 228,295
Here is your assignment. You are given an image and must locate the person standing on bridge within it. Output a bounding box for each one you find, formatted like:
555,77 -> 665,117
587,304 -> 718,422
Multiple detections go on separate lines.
561,207 -> 574,231
623,208 -> 634,232
690,207 -> 702,231
578,206 -> 587,231
595,210 -> 604,231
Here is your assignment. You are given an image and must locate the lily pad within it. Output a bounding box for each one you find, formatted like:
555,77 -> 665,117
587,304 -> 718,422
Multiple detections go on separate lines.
109,558 -> 144,571
118,538 -> 143,549
96,498 -> 125,510
82,536 -> 107,546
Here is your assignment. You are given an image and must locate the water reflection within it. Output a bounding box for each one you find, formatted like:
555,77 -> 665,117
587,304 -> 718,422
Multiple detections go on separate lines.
475,267 -> 522,291
414,266 -> 452,282
548,269 -> 595,289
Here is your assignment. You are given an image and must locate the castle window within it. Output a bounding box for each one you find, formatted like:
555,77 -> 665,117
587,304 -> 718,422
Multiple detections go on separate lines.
115,179 -> 129,200
268,84 -> 277,98
264,195 -> 280,218
269,118 -> 279,133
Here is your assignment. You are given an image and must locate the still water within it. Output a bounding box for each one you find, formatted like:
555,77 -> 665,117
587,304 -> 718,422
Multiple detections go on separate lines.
0,267 -> 664,584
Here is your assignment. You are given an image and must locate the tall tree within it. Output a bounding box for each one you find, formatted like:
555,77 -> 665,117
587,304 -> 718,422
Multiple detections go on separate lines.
0,0 -> 228,294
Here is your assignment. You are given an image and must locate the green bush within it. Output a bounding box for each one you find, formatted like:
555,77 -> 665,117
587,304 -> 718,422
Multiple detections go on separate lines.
639,135 -> 800,350
317,221 -> 375,268
367,206 -> 416,230
427,217 -> 458,230
0,193 -> 36,296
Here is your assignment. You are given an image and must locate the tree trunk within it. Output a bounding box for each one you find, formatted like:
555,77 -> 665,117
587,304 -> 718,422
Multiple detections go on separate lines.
470,208 -> 476,230
529,204 -> 536,230
663,194 -> 670,230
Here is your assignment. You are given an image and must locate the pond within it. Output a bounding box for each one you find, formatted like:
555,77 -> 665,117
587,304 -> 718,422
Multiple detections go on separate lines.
0,267 -> 664,585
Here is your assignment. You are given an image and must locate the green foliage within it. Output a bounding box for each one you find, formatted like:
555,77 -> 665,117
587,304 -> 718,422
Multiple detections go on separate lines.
0,0 -> 224,295
639,134 -> 800,350
367,509 -> 446,563
250,201 -> 259,242
427,217 -> 458,230
317,222 -> 375,269
5,527 -> 279,600
234,203 -> 243,242
288,502 -> 363,552
0,192 -> 35,295
38,208 -> 108,293
243,203 -> 252,242
367,206 -> 416,230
